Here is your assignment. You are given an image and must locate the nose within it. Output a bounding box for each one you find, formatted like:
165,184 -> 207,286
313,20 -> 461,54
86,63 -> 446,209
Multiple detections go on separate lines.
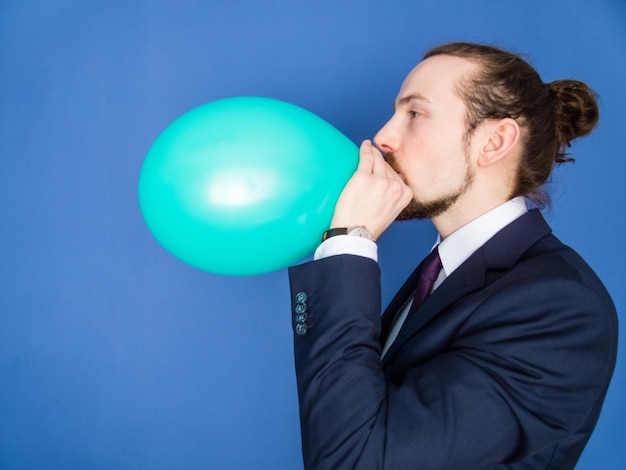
373,117 -> 399,155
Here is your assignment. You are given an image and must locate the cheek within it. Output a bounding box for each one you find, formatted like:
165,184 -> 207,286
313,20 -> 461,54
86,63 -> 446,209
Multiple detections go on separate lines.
405,141 -> 466,191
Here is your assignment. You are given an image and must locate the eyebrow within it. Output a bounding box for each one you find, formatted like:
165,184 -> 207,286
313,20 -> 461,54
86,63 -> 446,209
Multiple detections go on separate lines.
394,93 -> 431,110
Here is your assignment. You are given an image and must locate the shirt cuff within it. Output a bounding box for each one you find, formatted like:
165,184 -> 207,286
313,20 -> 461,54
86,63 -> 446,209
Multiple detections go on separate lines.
313,235 -> 378,262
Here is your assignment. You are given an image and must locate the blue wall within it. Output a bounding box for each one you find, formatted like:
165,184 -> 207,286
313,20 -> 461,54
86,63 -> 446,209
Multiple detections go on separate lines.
1,1 -> 624,468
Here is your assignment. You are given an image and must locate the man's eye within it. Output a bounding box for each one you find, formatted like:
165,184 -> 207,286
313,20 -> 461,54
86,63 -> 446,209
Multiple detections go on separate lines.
410,111 -> 420,118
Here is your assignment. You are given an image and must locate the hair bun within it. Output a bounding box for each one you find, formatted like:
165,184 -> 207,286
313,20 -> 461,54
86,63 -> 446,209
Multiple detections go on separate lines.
550,80 -> 599,161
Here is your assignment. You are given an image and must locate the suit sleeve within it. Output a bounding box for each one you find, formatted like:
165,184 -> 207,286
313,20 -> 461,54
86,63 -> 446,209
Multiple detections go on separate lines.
288,254 -> 616,470
289,255 -> 387,469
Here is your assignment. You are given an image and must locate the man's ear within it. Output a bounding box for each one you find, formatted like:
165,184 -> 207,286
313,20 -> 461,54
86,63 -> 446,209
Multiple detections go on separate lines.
477,118 -> 520,167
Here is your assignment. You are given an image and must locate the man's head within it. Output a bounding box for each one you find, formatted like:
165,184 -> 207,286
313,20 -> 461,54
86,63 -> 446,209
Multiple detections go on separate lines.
375,42 -> 599,224
374,53 -> 485,222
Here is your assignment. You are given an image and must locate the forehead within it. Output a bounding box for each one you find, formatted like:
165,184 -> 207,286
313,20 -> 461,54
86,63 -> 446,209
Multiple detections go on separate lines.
396,55 -> 477,107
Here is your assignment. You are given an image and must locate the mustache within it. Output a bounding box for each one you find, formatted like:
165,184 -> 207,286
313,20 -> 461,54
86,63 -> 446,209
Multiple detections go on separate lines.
383,152 -> 410,185
383,152 -> 401,173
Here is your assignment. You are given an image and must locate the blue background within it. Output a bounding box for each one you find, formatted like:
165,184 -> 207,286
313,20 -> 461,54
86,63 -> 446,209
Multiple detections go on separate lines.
1,1 -> 624,468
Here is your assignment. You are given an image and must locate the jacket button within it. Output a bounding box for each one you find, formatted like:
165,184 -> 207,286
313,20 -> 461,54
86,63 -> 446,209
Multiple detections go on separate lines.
295,323 -> 308,336
295,313 -> 308,324
295,302 -> 307,314
295,291 -> 307,304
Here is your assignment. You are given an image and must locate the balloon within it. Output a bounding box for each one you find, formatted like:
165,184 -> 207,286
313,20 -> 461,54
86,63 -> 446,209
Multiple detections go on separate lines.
138,96 -> 358,276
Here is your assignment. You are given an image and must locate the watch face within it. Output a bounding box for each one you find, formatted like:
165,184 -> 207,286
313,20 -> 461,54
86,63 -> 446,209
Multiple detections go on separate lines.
348,227 -> 372,240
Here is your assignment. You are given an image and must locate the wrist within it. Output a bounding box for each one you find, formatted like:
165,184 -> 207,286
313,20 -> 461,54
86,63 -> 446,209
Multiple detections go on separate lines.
314,229 -> 378,262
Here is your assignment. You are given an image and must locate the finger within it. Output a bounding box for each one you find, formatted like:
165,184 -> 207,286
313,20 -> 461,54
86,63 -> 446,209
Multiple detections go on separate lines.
369,142 -> 391,176
357,140 -> 375,173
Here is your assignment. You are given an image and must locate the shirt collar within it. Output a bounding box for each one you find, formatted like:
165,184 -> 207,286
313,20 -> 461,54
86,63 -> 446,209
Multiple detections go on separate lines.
436,197 -> 528,277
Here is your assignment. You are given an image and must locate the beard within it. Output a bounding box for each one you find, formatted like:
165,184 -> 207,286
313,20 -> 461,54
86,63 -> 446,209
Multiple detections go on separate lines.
386,152 -> 475,221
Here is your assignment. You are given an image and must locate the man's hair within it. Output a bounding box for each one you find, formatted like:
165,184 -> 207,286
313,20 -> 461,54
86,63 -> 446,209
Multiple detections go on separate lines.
424,42 -> 599,207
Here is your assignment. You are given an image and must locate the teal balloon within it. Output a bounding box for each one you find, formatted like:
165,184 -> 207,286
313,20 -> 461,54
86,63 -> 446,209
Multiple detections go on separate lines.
138,96 -> 358,275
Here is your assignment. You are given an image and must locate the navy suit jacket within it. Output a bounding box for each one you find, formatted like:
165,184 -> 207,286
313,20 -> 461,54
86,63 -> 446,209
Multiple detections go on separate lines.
288,209 -> 617,469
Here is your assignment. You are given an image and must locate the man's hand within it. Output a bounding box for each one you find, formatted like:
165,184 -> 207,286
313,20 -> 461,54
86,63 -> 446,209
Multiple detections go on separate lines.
330,140 -> 413,240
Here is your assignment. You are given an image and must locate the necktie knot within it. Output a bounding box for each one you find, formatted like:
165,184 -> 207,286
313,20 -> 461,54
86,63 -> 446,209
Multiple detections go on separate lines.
408,246 -> 442,317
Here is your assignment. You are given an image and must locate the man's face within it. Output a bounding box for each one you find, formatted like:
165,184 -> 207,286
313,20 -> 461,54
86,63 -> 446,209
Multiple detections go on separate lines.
373,54 -> 478,220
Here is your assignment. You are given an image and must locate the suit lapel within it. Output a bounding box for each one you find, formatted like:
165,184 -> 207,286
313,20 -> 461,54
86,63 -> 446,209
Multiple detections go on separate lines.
380,209 -> 552,364
380,262 -> 425,341
381,251 -> 487,363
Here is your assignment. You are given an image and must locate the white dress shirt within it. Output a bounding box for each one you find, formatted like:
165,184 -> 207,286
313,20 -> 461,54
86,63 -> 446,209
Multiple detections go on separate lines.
313,197 -> 529,357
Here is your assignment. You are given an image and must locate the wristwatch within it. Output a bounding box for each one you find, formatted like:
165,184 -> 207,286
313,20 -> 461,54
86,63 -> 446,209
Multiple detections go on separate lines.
322,226 -> 373,242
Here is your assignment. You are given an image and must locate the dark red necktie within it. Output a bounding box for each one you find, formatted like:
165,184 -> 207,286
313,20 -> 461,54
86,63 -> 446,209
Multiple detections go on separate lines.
407,246 -> 442,318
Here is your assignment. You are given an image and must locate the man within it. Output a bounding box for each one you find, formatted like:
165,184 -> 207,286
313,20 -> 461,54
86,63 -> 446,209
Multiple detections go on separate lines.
288,43 -> 617,469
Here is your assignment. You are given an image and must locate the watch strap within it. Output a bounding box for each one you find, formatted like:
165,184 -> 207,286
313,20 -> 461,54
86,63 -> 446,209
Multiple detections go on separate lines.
322,226 -> 372,242
322,227 -> 349,242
